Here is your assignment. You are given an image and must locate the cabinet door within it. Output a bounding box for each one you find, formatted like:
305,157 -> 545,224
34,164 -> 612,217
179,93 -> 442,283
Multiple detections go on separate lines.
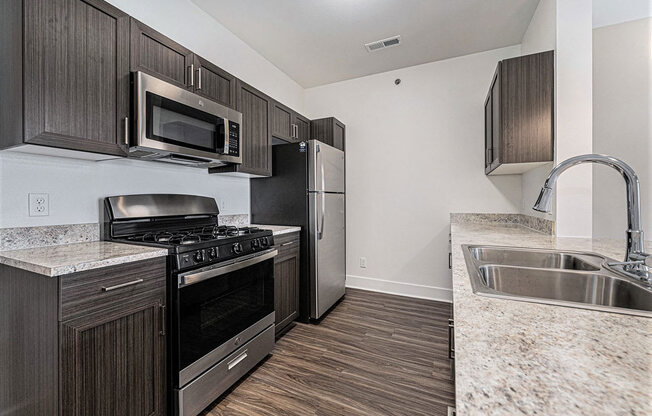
194,55 -> 236,109
239,80 -> 273,175
272,102 -> 294,142
130,18 -> 193,89
294,114 -> 311,142
60,295 -> 166,416
23,0 -> 130,156
310,118 -> 335,147
274,240 -> 300,335
490,68 -> 501,170
333,119 -> 345,151
484,94 -> 492,172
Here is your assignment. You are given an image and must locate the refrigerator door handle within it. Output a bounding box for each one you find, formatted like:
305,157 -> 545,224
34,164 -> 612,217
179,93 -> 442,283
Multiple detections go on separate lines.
316,144 -> 326,239
318,192 -> 325,240
320,150 -> 326,192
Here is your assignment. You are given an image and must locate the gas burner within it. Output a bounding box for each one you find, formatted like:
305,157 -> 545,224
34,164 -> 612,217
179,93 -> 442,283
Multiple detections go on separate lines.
196,225 -> 234,237
169,234 -> 202,245
238,226 -> 261,235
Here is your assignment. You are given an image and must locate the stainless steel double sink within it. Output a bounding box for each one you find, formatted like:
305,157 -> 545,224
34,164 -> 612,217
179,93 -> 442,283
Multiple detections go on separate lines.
462,245 -> 652,317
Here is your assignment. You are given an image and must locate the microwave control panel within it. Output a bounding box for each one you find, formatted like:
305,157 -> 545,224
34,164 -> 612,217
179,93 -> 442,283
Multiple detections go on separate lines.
223,121 -> 240,157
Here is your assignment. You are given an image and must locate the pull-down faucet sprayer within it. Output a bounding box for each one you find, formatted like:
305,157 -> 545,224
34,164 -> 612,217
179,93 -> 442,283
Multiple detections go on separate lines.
533,154 -> 650,282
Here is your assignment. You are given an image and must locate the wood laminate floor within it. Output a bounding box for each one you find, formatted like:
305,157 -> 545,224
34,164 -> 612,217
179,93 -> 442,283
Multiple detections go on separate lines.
201,288 -> 455,416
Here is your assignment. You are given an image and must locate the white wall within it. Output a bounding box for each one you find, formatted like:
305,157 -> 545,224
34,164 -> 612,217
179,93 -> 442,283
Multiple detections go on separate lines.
520,0 -> 556,220
554,0 -> 594,238
0,0 -> 305,228
0,153 -> 249,228
105,0 -> 304,110
592,17 -> 652,239
304,46 -> 523,301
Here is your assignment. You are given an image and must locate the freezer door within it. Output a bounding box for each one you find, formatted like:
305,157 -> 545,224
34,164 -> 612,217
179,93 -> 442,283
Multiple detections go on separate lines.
309,192 -> 346,319
308,140 -> 345,193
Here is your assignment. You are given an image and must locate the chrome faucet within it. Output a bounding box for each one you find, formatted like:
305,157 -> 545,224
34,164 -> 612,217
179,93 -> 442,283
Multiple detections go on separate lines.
533,154 -> 651,282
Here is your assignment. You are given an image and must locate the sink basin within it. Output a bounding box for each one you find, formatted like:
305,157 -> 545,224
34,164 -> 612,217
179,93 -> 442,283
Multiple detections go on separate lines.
463,245 -> 652,317
471,247 -> 601,271
479,265 -> 652,312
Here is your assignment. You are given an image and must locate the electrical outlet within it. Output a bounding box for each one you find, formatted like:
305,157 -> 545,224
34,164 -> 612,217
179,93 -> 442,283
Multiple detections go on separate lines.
359,257 -> 367,268
220,199 -> 227,210
29,193 -> 49,217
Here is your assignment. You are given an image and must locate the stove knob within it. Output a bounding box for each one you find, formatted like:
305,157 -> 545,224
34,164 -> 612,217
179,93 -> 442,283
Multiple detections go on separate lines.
233,243 -> 243,254
207,247 -> 217,259
251,239 -> 260,249
260,237 -> 269,248
194,250 -> 204,263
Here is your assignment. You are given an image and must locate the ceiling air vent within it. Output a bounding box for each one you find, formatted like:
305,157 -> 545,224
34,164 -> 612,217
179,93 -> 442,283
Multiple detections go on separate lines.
364,35 -> 401,53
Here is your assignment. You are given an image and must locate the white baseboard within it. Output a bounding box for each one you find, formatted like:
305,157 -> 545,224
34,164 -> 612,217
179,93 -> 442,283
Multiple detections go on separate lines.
345,274 -> 453,303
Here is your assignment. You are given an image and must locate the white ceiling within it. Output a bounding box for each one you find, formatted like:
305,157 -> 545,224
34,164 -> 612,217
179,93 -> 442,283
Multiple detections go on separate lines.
191,0 -> 540,88
592,0 -> 652,28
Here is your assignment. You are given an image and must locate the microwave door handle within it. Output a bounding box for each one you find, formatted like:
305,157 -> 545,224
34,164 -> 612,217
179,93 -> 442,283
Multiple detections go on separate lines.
223,118 -> 229,154
178,249 -> 277,288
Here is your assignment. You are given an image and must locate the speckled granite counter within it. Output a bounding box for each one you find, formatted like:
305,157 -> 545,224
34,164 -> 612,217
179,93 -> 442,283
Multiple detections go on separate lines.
0,242 -> 168,277
451,220 -> 652,415
252,224 -> 301,236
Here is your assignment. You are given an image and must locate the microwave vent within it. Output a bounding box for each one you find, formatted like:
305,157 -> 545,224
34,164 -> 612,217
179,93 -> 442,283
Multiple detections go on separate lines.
364,35 -> 401,53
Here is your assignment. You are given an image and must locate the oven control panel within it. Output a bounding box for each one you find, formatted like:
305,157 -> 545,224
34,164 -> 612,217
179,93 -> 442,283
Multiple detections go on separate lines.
175,234 -> 274,271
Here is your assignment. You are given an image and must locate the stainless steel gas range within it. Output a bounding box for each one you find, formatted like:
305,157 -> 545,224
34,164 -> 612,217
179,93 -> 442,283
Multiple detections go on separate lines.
102,194 -> 276,416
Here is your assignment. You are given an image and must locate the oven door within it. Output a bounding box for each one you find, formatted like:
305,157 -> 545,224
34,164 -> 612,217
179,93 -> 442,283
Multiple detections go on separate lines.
134,71 -> 242,164
172,249 -> 276,387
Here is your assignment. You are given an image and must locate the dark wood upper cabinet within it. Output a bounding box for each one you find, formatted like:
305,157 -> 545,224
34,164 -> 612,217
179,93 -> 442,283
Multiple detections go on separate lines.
210,80 -> 272,177
272,101 -> 294,142
272,101 -> 311,143
295,114 -> 311,142
274,232 -> 300,336
311,117 -> 346,151
485,50 -> 554,175
130,18 -> 193,89
0,0 -> 130,157
193,55 -> 236,109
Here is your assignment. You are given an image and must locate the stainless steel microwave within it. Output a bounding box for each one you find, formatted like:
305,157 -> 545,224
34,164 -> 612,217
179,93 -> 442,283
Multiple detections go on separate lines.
130,71 -> 242,168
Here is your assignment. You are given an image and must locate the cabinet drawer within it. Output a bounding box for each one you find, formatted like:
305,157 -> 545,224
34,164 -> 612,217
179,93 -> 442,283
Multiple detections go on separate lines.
60,258 -> 166,321
274,232 -> 300,257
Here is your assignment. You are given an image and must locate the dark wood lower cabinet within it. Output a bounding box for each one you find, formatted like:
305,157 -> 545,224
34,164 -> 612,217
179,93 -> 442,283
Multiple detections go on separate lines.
274,232 -> 301,335
60,298 -> 166,416
0,257 -> 167,416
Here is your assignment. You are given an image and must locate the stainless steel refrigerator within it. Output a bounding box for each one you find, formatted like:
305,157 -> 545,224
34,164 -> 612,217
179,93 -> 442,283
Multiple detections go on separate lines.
251,140 -> 345,320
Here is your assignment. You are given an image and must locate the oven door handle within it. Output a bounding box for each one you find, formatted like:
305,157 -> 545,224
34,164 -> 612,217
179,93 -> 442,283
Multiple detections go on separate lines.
178,248 -> 278,288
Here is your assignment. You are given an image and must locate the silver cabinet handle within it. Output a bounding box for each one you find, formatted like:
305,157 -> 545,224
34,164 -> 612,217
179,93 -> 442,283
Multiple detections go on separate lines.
188,64 -> 194,87
448,319 -> 455,359
197,67 -> 202,90
280,241 -> 295,247
101,278 -> 143,292
159,304 -> 166,336
227,350 -> 248,371
124,117 -> 129,145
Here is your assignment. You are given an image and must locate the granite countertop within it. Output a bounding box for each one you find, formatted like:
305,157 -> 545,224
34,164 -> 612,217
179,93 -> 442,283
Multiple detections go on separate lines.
0,241 -> 168,277
450,220 -> 652,415
252,224 -> 302,236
